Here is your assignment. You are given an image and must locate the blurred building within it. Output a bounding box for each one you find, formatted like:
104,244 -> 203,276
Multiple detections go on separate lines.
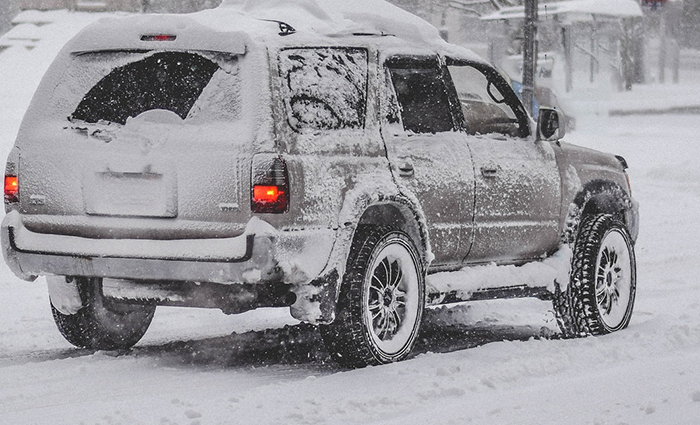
20,0 -> 140,11
1,1 -> 21,34
18,0 -> 221,13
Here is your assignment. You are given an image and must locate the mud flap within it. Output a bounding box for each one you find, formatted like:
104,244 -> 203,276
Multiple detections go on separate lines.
47,276 -> 84,315
290,269 -> 339,324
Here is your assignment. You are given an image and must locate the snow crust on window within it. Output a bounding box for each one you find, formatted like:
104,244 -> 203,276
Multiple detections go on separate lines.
280,48 -> 367,132
185,59 -> 242,123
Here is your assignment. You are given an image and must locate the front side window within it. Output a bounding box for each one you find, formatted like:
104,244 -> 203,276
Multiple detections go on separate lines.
279,48 -> 368,132
71,52 -> 220,125
387,58 -> 454,134
447,63 -> 524,137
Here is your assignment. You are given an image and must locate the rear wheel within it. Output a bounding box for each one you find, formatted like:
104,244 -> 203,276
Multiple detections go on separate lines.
320,226 -> 425,367
51,277 -> 155,350
555,214 -> 636,336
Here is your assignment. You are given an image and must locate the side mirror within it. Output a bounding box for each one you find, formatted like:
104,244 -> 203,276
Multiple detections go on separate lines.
537,107 -> 566,141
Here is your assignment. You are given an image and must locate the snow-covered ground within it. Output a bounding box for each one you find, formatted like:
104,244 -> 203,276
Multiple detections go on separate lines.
2,9 -> 700,425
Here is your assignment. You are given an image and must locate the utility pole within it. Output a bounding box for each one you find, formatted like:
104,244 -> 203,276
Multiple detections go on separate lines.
658,4 -> 666,83
522,0 -> 538,117
562,25 -> 573,92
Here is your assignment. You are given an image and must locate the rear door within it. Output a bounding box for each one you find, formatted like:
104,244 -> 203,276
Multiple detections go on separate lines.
381,55 -> 475,267
19,50 -> 254,239
445,59 -> 561,263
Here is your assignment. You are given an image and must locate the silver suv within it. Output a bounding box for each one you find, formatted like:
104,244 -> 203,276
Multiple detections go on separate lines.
2,3 -> 638,367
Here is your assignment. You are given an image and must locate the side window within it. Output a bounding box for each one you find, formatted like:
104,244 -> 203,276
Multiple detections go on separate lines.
387,61 -> 455,134
447,64 -> 521,137
279,48 -> 368,132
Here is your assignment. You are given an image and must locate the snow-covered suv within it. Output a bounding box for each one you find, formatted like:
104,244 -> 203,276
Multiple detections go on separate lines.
2,0 -> 638,367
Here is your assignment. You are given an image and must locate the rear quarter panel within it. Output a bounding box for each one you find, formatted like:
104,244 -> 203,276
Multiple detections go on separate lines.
263,44 -> 396,232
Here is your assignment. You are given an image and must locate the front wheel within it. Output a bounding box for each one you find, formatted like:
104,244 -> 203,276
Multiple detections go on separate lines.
51,277 -> 156,350
555,214 -> 637,336
320,226 -> 425,367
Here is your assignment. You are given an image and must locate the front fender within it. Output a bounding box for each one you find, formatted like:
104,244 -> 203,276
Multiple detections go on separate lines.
562,179 -> 638,245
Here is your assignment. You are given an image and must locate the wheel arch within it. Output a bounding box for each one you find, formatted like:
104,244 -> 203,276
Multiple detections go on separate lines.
357,199 -> 430,266
291,192 -> 431,325
563,179 -> 637,245
336,187 -> 432,275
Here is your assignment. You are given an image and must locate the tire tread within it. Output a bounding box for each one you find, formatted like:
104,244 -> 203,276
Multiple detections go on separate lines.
554,214 -> 636,337
320,225 -> 424,367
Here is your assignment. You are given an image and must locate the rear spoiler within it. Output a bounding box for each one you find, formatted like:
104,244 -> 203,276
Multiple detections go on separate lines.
65,14 -> 248,55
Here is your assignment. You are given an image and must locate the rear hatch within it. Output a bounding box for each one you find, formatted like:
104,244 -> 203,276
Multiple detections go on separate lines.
17,48 -> 257,239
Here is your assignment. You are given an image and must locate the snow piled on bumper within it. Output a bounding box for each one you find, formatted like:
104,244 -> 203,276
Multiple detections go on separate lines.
2,211 -> 334,286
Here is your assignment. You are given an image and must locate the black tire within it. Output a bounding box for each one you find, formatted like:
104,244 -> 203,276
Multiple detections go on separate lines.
51,277 -> 156,350
320,226 -> 425,368
555,214 -> 637,337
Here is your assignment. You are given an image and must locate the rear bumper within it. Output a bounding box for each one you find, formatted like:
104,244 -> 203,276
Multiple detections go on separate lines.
1,211 -> 334,285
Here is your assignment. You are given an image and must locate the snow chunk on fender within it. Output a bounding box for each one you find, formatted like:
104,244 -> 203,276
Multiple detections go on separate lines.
243,216 -> 277,237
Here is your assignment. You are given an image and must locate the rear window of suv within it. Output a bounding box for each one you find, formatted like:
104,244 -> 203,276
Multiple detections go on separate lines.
43,50 -> 242,127
72,51 -> 219,125
279,47 -> 368,132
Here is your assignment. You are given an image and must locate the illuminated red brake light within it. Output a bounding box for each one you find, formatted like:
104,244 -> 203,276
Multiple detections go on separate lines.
254,186 -> 283,203
251,157 -> 289,214
140,34 -> 177,42
4,175 -> 18,203
253,185 -> 288,213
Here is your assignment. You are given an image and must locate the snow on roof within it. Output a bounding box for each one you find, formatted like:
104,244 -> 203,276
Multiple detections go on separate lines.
2,11 -> 111,50
63,13 -> 249,54
12,9 -> 70,26
218,0 -> 445,43
62,0 -> 463,55
2,23 -> 41,41
482,0 -> 643,21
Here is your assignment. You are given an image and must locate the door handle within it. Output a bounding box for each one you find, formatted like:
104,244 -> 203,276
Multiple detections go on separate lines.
397,160 -> 414,177
480,164 -> 499,178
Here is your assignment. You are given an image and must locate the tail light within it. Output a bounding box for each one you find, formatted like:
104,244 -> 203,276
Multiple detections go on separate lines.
251,156 -> 289,214
4,175 -> 18,204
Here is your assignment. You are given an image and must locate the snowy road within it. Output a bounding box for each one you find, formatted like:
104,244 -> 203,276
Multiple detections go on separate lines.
2,10 -> 700,424
2,113 -> 700,424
